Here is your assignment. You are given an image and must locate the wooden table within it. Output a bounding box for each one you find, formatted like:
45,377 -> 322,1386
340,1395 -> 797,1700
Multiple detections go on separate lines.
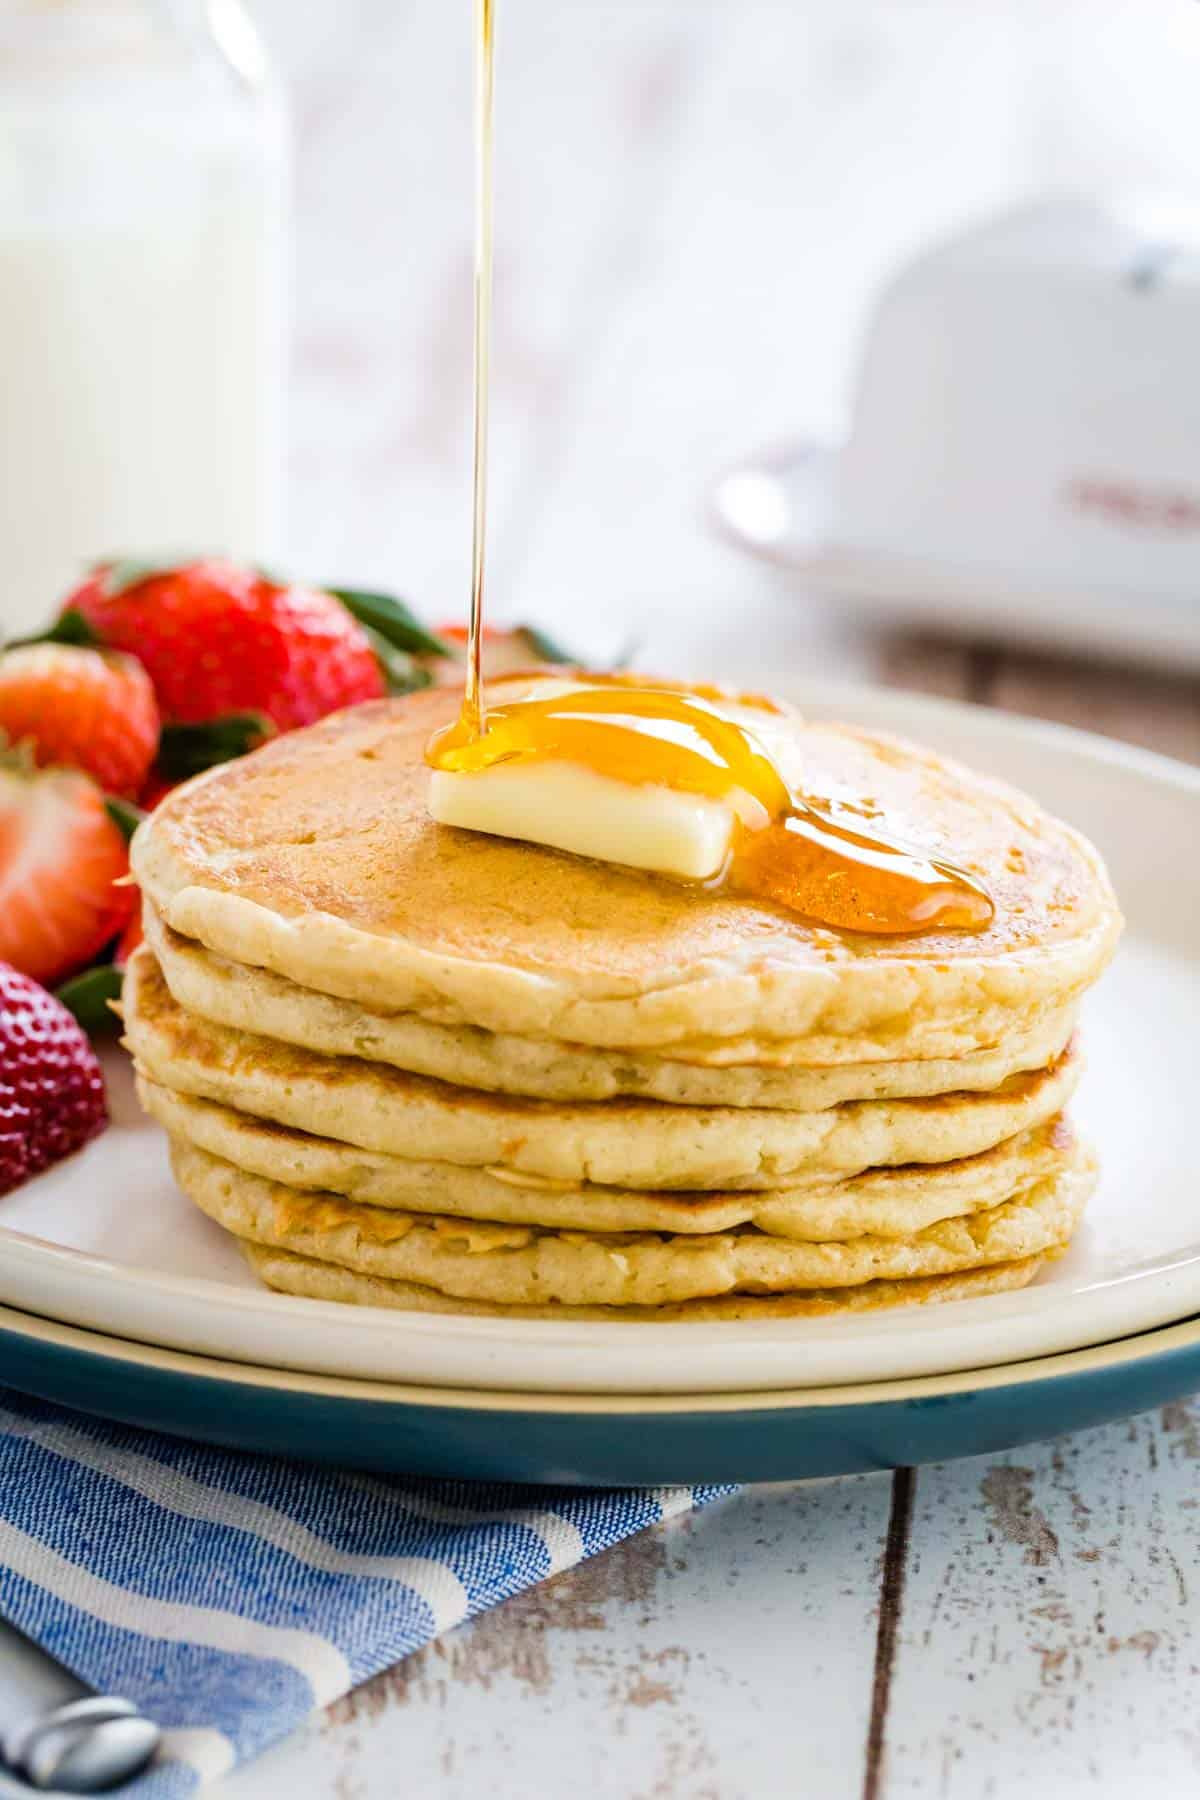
232,3 -> 1200,1792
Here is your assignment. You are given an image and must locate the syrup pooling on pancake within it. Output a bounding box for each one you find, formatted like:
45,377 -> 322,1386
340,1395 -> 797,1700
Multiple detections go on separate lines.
427,679 -> 995,936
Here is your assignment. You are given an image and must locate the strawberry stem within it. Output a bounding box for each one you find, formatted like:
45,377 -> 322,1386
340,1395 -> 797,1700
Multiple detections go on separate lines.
156,713 -> 273,781
329,588 -> 450,659
5,608 -> 99,651
515,623 -> 579,664
55,963 -> 124,1035
105,797 -> 146,842
361,626 -> 436,696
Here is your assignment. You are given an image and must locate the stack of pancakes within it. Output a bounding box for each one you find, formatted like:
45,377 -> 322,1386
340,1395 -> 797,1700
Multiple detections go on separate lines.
124,687 -> 1122,1321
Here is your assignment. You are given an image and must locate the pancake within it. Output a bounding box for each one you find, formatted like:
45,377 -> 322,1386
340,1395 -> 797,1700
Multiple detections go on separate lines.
240,1240 -> 1055,1320
130,683 -> 1122,1059
144,907 -> 1080,1109
175,1136 -> 1092,1308
141,1077 -> 1079,1243
124,947 -> 1082,1191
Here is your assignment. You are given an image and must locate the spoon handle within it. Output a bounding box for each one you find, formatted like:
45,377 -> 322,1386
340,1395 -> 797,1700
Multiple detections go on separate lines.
0,1620 -> 159,1792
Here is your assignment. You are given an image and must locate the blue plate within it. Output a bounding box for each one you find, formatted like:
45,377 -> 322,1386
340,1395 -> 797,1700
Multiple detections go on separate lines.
4,1303 -> 1200,1484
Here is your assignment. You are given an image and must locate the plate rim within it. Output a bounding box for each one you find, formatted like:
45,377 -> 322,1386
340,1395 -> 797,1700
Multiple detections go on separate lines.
5,1298 -> 1200,1418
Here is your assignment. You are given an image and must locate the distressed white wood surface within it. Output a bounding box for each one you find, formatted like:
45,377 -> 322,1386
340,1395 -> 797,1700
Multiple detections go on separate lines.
225,2 -> 1200,1793
886,1404 -> 1200,1796
235,1477 -> 894,1800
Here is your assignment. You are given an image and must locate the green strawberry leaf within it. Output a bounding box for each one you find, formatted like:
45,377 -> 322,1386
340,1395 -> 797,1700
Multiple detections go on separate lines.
329,588 -> 449,659
104,797 -> 146,843
362,626 -> 436,696
157,713 -> 273,781
513,623 -> 580,665
55,963 -> 124,1036
5,607 -> 100,651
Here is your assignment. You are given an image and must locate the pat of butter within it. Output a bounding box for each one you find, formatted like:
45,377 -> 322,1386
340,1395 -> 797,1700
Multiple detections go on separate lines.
428,761 -> 737,880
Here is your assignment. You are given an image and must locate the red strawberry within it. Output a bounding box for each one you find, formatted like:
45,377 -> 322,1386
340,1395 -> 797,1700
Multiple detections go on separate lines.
114,907 -> 143,967
433,622 -> 576,682
63,559 -> 385,732
0,962 -> 107,1196
0,759 -> 134,986
138,770 -> 177,812
0,643 -> 159,798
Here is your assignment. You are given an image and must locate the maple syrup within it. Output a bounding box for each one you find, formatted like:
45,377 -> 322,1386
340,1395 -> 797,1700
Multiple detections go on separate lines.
463,0 -> 494,738
429,681 -> 993,933
429,0 -> 993,938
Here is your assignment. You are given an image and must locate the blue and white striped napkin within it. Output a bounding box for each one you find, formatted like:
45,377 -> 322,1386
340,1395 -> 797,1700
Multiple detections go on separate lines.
0,1391 -> 732,1795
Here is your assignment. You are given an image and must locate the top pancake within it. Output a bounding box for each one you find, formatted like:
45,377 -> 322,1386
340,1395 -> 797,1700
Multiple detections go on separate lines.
131,683 -> 1121,1056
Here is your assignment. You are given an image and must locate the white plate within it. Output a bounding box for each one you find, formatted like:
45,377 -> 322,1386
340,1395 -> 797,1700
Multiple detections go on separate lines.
1,684 -> 1195,1396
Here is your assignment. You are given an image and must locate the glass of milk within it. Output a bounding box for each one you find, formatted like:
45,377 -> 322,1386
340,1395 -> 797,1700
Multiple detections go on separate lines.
0,0 -> 288,637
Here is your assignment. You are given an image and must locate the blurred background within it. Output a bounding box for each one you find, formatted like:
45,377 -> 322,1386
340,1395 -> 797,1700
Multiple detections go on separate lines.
5,0 -> 1200,748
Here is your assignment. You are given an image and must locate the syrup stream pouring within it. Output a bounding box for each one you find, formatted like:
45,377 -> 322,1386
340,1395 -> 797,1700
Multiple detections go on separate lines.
464,0 -> 495,740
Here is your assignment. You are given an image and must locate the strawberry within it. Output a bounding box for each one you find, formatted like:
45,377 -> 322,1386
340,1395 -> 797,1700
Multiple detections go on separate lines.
62,559 -> 386,732
114,908 -> 143,967
433,622 -> 577,683
0,758 -> 134,986
138,770 -> 177,812
0,962 -> 107,1196
0,643 -> 159,797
